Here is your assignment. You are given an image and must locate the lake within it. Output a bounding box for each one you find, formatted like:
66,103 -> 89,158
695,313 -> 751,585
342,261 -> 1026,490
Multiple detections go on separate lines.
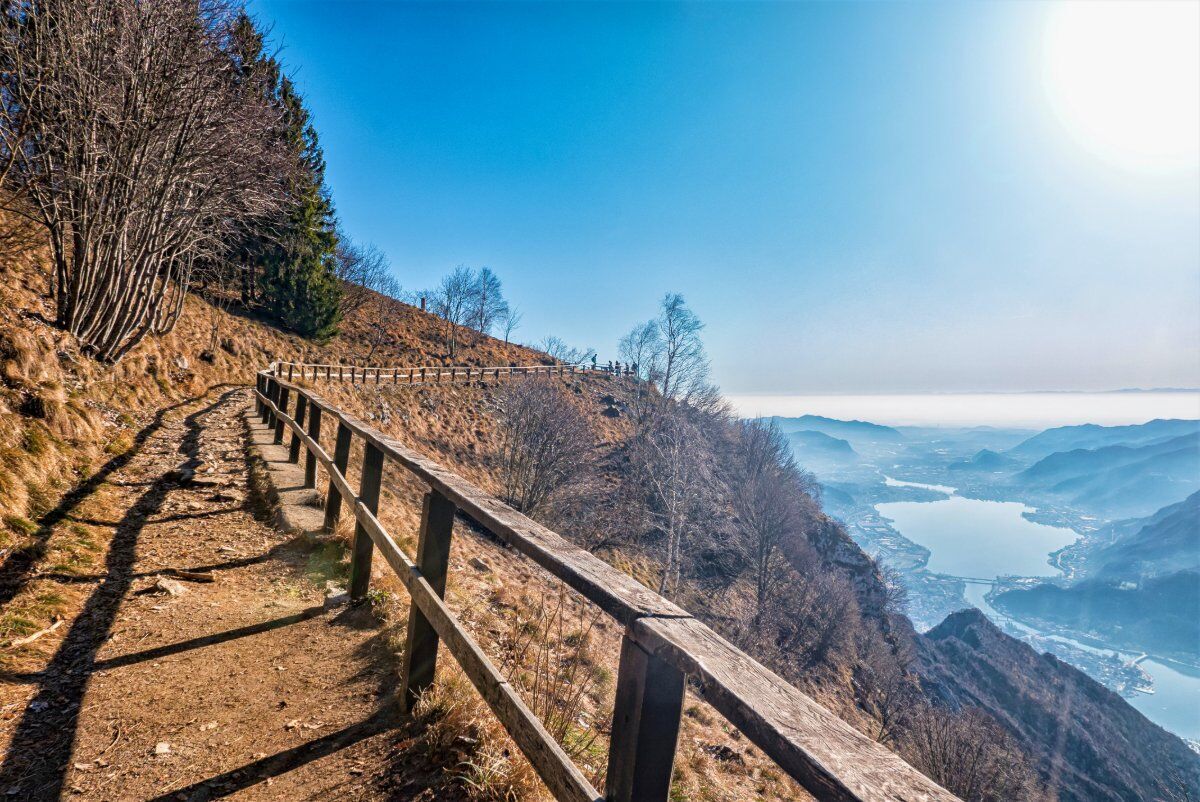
876,488 -> 1076,578
878,480 -> 1200,742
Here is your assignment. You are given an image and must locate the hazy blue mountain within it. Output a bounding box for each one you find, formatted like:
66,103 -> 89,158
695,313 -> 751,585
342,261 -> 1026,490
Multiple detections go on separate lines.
948,448 -> 1018,472
1008,418 -> 1200,462
1055,444 -> 1198,519
786,429 -> 857,457
1085,492 -> 1200,580
768,414 -> 903,442
991,570 -> 1200,661
1018,433 -> 1198,485
1008,433 -> 1200,519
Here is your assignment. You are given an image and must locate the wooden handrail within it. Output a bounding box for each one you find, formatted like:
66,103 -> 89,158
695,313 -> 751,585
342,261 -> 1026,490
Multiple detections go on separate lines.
252,371 -> 959,802
267,360 -> 637,384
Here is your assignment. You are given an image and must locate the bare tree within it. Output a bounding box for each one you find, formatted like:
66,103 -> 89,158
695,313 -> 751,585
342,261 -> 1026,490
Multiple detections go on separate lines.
500,306 -> 523,344
726,419 -> 819,622
904,706 -> 1042,802
333,236 -> 402,361
0,0 -> 293,361
618,320 -> 662,422
495,378 -> 596,516
854,624 -> 920,746
619,294 -> 711,417
468,266 -> 507,335
630,405 -> 712,596
540,336 -> 595,365
429,265 -> 475,357
656,293 -> 710,405
336,235 -> 395,318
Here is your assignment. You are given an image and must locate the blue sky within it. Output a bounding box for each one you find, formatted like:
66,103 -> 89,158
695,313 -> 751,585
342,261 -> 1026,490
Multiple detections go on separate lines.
248,0 -> 1199,396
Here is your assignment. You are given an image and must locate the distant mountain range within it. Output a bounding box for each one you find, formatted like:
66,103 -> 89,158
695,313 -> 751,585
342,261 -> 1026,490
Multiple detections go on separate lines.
768,414 -> 903,442
991,571 -> 1200,661
1010,432 -> 1200,519
785,429 -> 857,456
1065,492 -> 1200,581
1007,418 -> 1200,462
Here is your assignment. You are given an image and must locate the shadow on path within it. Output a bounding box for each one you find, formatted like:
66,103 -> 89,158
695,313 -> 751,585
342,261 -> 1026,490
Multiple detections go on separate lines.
0,389 -> 240,800
0,385 -> 238,608
143,706 -> 398,802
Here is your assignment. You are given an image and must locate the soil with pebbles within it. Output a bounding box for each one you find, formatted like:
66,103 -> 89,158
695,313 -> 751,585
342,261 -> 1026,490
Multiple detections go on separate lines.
0,388 -> 454,801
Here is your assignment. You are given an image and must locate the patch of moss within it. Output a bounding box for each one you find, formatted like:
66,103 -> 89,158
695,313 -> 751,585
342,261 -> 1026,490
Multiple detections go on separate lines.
0,615 -> 38,639
305,539 -> 349,584
3,514 -> 37,537
21,425 -> 48,455
23,481 -> 53,517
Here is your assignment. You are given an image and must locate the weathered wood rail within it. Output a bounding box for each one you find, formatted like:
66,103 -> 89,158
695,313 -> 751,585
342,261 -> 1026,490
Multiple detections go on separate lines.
253,365 -> 959,802
270,359 -> 633,386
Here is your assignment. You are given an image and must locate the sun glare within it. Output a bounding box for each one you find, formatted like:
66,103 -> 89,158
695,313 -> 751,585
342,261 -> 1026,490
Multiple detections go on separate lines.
1043,0 -> 1200,172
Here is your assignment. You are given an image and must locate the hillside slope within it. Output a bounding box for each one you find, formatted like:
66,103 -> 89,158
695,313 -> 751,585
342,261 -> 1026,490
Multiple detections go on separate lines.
918,609 -> 1200,802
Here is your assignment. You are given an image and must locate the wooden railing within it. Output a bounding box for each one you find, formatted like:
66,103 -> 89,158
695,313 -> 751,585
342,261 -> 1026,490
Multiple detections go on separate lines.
270,359 -> 634,386
253,367 -> 959,802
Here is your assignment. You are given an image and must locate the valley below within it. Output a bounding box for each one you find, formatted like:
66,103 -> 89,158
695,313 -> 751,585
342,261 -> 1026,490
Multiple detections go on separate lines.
771,406 -> 1200,745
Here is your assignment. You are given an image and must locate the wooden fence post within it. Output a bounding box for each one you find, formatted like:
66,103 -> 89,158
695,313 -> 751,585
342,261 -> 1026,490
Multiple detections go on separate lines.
261,377 -> 276,425
605,634 -> 685,802
273,386 -> 290,444
289,395 -> 308,463
287,364 -> 294,381
349,442 -> 384,601
304,405 -> 322,488
323,422 -> 354,531
400,489 -> 456,712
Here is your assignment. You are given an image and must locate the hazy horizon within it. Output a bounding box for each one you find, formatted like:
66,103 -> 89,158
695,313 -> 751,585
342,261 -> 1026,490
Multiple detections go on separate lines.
727,389 -> 1200,428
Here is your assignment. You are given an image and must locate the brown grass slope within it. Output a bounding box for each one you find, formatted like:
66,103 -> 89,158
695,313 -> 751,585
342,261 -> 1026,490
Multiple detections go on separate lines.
0,245 -> 810,799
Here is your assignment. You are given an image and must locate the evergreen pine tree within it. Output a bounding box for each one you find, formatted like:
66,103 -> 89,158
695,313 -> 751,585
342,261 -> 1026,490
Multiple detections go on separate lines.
228,13 -> 342,338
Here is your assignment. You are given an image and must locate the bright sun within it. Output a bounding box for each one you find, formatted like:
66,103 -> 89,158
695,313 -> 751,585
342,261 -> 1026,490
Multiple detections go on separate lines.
1043,0 -> 1200,172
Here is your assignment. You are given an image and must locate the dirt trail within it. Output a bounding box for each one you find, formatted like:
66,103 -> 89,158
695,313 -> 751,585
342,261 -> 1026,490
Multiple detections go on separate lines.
0,388 -> 409,801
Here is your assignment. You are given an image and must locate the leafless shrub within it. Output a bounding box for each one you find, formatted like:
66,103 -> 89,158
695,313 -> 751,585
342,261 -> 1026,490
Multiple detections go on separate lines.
904,706 -> 1043,802
495,591 -> 604,766
336,235 -> 398,319
877,562 -> 910,616
854,624 -> 920,746
411,671 -> 544,801
0,0 -> 294,361
755,542 -> 861,669
539,335 -> 594,365
495,378 -> 596,516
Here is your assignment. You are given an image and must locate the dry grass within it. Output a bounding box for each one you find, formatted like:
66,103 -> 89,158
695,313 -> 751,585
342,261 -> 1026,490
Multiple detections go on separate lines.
0,218 -> 819,800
